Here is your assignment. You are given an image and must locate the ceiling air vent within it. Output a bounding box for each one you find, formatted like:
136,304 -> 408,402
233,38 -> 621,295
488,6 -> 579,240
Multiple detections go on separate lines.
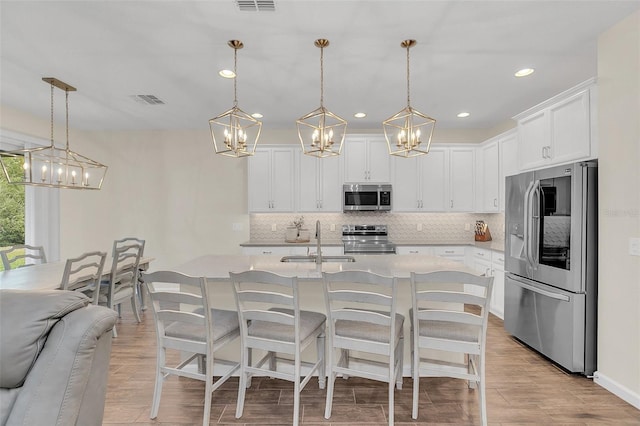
236,0 -> 275,12
130,94 -> 165,105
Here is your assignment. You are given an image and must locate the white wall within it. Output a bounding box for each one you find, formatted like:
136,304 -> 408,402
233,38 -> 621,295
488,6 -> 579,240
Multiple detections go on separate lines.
595,10 -> 640,406
58,129 -> 251,269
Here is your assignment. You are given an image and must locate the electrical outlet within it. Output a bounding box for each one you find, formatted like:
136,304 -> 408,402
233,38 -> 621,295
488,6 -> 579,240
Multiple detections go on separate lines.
417,223 -> 423,231
630,237 -> 640,256
330,224 -> 336,231
232,223 -> 243,231
271,224 -> 277,232
465,223 -> 470,231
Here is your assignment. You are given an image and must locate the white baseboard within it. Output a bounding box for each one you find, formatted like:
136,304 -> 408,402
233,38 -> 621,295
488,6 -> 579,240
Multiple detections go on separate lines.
593,370 -> 640,410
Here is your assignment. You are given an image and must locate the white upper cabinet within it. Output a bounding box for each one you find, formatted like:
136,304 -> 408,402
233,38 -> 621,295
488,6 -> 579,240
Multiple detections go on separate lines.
476,141 -> 500,213
392,147 -> 448,211
515,79 -> 596,171
449,147 -> 475,211
475,129 -> 518,213
248,147 -> 295,212
343,135 -> 391,183
297,152 -> 342,212
498,130 -> 518,212
392,146 -> 473,212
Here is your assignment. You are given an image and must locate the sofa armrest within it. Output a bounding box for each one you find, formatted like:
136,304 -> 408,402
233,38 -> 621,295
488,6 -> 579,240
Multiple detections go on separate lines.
6,305 -> 118,426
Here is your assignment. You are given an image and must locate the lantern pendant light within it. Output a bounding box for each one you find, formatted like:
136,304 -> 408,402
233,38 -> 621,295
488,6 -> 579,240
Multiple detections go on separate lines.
383,39 -> 436,158
296,39 -> 347,158
0,78 -> 108,189
209,40 -> 262,158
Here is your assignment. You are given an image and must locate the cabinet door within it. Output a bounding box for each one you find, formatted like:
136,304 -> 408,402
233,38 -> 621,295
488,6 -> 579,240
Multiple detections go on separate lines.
449,148 -> 474,211
270,148 -> 295,211
481,141 -> 500,212
343,137 -> 368,182
318,155 -> 342,211
297,153 -> 320,212
499,132 -> 518,212
248,149 -> 272,212
420,148 -> 448,211
391,156 -> 420,211
549,90 -> 591,164
491,252 -> 505,319
518,111 -> 548,170
367,138 -> 391,182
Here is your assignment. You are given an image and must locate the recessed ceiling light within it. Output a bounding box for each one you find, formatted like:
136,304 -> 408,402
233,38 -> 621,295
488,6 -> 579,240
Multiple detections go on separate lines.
219,69 -> 236,78
457,112 -> 470,118
251,113 -> 263,118
515,68 -> 535,77
354,112 -> 366,118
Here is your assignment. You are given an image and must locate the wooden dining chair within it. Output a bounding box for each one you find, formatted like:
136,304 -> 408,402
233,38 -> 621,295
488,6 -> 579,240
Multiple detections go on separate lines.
229,270 -> 326,426
99,239 -> 144,336
113,237 -> 146,306
322,270 -> 403,426
410,271 -> 494,425
141,270 -> 240,426
0,244 -> 47,270
59,251 -> 107,304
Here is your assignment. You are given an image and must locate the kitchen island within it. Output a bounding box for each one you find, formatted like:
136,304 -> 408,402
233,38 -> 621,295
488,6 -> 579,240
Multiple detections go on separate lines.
173,254 -> 474,375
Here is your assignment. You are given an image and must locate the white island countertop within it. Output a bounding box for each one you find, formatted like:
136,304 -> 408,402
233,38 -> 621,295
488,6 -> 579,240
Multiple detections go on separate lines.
173,254 -> 472,280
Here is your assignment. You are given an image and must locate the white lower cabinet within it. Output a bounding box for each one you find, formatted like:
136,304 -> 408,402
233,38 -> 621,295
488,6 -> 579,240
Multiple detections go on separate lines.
241,245 -> 343,256
396,246 -> 434,255
242,246 -> 306,256
490,252 -> 505,319
468,247 -> 505,319
433,246 -> 466,263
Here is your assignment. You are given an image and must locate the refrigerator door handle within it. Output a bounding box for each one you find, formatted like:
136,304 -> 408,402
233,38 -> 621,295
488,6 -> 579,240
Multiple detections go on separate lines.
523,180 -> 536,266
531,180 -> 541,266
509,275 -> 571,302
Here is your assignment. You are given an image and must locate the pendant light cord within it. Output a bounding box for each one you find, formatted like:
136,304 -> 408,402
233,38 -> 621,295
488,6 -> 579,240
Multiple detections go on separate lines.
50,83 -> 54,147
233,47 -> 238,107
65,89 -> 70,152
319,45 -> 324,108
406,44 -> 411,107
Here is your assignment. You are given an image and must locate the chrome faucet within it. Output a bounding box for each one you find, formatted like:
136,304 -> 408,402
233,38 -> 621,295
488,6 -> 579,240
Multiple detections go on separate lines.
315,220 -> 322,264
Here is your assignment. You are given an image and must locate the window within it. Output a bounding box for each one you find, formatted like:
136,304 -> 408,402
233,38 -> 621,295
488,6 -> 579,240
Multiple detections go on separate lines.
0,129 -> 60,263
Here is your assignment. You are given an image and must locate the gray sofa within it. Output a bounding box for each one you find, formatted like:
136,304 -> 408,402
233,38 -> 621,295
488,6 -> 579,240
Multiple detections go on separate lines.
0,289 -> 118,426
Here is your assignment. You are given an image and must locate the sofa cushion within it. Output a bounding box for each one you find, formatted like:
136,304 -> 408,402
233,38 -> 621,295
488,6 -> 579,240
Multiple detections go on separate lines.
0,290 -> 90,388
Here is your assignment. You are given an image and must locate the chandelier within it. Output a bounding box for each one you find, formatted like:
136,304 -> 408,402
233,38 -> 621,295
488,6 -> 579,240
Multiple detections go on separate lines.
0,78 -> 108,189
383,40 -> 436,158
296,39 -> 347,158
209,40 -> 262,158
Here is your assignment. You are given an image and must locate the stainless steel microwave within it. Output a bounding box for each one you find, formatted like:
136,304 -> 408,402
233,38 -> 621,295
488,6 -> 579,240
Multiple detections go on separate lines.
343,184 -> 392,212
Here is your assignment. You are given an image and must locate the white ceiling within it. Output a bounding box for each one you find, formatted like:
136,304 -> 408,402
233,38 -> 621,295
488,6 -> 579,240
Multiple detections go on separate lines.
1,0 -> 639,133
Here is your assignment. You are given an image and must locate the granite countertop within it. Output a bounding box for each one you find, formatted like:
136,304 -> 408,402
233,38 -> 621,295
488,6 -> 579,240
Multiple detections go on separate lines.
241,239 -> 505,252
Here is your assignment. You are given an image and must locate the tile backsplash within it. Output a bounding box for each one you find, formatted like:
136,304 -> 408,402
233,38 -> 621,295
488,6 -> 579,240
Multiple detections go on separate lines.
251,212 -> 505,243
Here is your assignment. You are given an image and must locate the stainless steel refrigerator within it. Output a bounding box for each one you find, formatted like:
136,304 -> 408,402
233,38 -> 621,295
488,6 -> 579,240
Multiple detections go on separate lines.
504,160 -> 597,376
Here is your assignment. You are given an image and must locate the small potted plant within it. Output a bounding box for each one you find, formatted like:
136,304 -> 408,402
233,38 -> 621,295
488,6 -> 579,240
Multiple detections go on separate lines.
286,216 -> 308,242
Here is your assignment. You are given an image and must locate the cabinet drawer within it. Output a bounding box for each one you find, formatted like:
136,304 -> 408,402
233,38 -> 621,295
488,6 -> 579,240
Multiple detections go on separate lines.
433,246 -> 465,257
472,248 -> 492,260
492,252 -> 505,270
396,246 -> 434,255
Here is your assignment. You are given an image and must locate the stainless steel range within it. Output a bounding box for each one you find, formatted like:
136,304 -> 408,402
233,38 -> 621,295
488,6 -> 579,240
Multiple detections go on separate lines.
342,225 -> 396,255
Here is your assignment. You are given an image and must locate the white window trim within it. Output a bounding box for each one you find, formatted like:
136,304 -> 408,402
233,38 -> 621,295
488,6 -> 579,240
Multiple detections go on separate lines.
1,129 -> 60,262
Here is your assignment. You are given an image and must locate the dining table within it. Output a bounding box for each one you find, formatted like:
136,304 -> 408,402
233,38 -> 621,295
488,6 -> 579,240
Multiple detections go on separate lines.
0,256 -> 155,306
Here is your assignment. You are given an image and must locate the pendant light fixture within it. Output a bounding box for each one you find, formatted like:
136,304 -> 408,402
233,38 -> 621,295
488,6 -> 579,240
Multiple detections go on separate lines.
209,40 -> 262,158
0,78 -> 108,189
383,40 -> 436,158
296,39 -> 347,158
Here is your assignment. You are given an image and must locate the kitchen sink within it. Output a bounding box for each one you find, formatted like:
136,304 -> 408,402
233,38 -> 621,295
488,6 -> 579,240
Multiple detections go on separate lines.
280,255 -> 356,263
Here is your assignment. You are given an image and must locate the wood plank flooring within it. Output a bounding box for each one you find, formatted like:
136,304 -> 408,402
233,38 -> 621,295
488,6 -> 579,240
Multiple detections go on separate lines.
104,306 -> 640,425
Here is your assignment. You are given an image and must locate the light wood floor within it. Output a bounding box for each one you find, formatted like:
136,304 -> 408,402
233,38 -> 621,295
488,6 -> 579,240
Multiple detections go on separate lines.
104,306 -> 640,425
